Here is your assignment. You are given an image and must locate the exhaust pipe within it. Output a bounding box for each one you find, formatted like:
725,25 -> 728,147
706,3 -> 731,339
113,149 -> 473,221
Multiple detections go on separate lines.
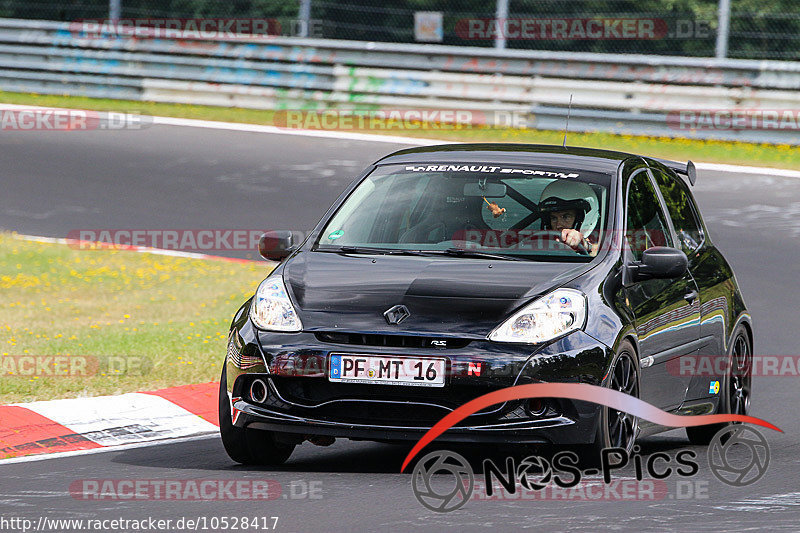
525,398 -> 548,417
249,378 -> 268,403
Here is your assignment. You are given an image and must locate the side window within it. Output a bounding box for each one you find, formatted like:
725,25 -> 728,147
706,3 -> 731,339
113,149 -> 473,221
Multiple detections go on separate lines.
652,170 -> 704,253
626,172 -> 673,261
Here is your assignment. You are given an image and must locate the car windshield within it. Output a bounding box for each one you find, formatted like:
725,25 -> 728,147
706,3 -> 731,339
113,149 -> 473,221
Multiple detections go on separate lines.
316,163 -> 611,261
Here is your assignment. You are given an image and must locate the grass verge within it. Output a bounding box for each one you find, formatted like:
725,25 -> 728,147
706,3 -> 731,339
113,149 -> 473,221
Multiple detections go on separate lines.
1,91 -> 799,170
0,232 -> 270,404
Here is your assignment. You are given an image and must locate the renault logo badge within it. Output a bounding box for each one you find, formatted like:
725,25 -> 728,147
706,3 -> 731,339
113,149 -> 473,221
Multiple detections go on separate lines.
384,304 -> 411,325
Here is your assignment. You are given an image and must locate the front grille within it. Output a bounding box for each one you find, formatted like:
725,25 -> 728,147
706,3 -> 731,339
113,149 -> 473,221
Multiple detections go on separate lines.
315,332 -> 470,349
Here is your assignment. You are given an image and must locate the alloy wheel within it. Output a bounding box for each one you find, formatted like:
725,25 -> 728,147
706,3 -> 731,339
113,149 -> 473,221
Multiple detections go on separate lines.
729,333 -> 752,418
607,352 -> 639,450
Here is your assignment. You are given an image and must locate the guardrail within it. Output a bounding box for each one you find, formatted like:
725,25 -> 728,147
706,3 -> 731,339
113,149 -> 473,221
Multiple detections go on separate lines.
1,18 -> 799,144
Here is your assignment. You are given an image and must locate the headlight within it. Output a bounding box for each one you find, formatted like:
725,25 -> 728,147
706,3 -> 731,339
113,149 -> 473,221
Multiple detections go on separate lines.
249,275 -> 303,332
488,288 -> 586,344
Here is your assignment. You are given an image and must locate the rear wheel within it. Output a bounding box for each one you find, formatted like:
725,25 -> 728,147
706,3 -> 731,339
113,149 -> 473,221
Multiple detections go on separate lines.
218,365 -> 296,465
686,326 -> 752,445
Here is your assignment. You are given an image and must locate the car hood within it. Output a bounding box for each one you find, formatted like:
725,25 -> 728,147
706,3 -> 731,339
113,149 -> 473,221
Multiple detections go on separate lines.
283,251 -> 592,337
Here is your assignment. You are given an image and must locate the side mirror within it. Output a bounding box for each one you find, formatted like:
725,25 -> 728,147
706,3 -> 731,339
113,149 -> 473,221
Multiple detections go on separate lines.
631,246 -> 688,281
258,230 -> 297,261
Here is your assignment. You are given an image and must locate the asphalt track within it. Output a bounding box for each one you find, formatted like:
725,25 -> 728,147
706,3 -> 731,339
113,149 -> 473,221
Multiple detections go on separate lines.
2,124 -> 800,532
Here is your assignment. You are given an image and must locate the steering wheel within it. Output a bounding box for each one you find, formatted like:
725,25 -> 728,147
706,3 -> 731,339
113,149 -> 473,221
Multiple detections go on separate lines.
573,242 -> 590,256
517,230 -> 590,255
553,235 -> 589,255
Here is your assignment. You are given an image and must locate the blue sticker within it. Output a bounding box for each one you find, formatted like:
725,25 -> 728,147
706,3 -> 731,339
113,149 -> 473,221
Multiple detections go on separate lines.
328,230 -> 344,240
330,355 -> 341,379
709,380 -> 720,394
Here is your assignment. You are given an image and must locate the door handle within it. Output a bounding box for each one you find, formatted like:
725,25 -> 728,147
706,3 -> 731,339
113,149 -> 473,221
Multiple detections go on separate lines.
684,290 -> 699,304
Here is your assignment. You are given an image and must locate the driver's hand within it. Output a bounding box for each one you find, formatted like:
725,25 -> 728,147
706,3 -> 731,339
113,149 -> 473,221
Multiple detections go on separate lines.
558,228 -> 585,250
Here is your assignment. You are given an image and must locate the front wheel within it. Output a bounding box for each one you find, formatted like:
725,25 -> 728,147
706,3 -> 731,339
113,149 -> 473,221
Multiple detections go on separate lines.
686,325 -> 752,445
589,341 -> 640,462
218,365 -> 296,465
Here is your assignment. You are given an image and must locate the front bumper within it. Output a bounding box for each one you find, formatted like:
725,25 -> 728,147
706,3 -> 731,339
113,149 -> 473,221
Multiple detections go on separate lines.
225,307 -> 614,445
236,402 -> 584,444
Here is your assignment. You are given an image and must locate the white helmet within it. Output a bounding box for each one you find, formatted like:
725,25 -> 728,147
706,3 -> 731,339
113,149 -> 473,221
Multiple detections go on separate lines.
539,180 -> 599,235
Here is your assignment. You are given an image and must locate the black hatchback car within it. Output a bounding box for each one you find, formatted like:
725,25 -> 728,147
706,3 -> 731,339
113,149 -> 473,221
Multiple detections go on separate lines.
219,144 -> 752,465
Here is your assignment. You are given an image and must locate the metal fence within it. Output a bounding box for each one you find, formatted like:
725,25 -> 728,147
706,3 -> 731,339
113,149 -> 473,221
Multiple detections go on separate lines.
1,18 -> 800,144
2,1 -> 800,60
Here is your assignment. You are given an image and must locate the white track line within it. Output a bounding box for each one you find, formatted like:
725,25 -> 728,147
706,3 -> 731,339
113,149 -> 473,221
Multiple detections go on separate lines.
0,433 -> 217,466
151,115 -> 443,146
2,102 -> 799,177
693,162 -> 800,178
18,393 -> 218,447
0,102 -> 440,146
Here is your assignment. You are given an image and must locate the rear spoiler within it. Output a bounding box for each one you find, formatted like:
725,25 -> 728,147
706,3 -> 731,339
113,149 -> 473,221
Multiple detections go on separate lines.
649,158 -> 697,186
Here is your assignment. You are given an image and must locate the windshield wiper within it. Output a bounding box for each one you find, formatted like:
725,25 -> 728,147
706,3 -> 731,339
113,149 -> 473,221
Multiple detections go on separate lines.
420,248 -> 524,261
319,246 -> 427,256
319,245 -> 523,261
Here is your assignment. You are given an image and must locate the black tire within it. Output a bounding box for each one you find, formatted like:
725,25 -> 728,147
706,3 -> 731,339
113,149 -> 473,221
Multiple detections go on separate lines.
219,365 -> 253,464
244,428 -> 296,465
586,340 -> 640,464
218,365 -> 296,465
686,325 -> 752,445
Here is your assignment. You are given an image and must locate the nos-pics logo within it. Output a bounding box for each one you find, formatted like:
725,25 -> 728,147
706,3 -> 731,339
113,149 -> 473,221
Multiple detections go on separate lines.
411,425 -> 770,513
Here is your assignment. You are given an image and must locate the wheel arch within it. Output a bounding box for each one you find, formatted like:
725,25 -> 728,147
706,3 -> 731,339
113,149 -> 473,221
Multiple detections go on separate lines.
729,313 -> 753,354
602,331 -> 640,388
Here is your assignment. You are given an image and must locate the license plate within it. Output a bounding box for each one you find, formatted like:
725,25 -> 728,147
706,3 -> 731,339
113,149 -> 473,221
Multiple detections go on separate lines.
328,354 -> 447,387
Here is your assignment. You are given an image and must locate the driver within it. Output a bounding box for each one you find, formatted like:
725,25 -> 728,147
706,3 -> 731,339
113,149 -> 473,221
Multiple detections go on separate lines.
539,180 -> 599,256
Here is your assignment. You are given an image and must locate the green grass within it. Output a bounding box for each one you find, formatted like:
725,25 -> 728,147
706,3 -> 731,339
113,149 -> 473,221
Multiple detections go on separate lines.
0,233 -> 270,403
2,90 -> 799,170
